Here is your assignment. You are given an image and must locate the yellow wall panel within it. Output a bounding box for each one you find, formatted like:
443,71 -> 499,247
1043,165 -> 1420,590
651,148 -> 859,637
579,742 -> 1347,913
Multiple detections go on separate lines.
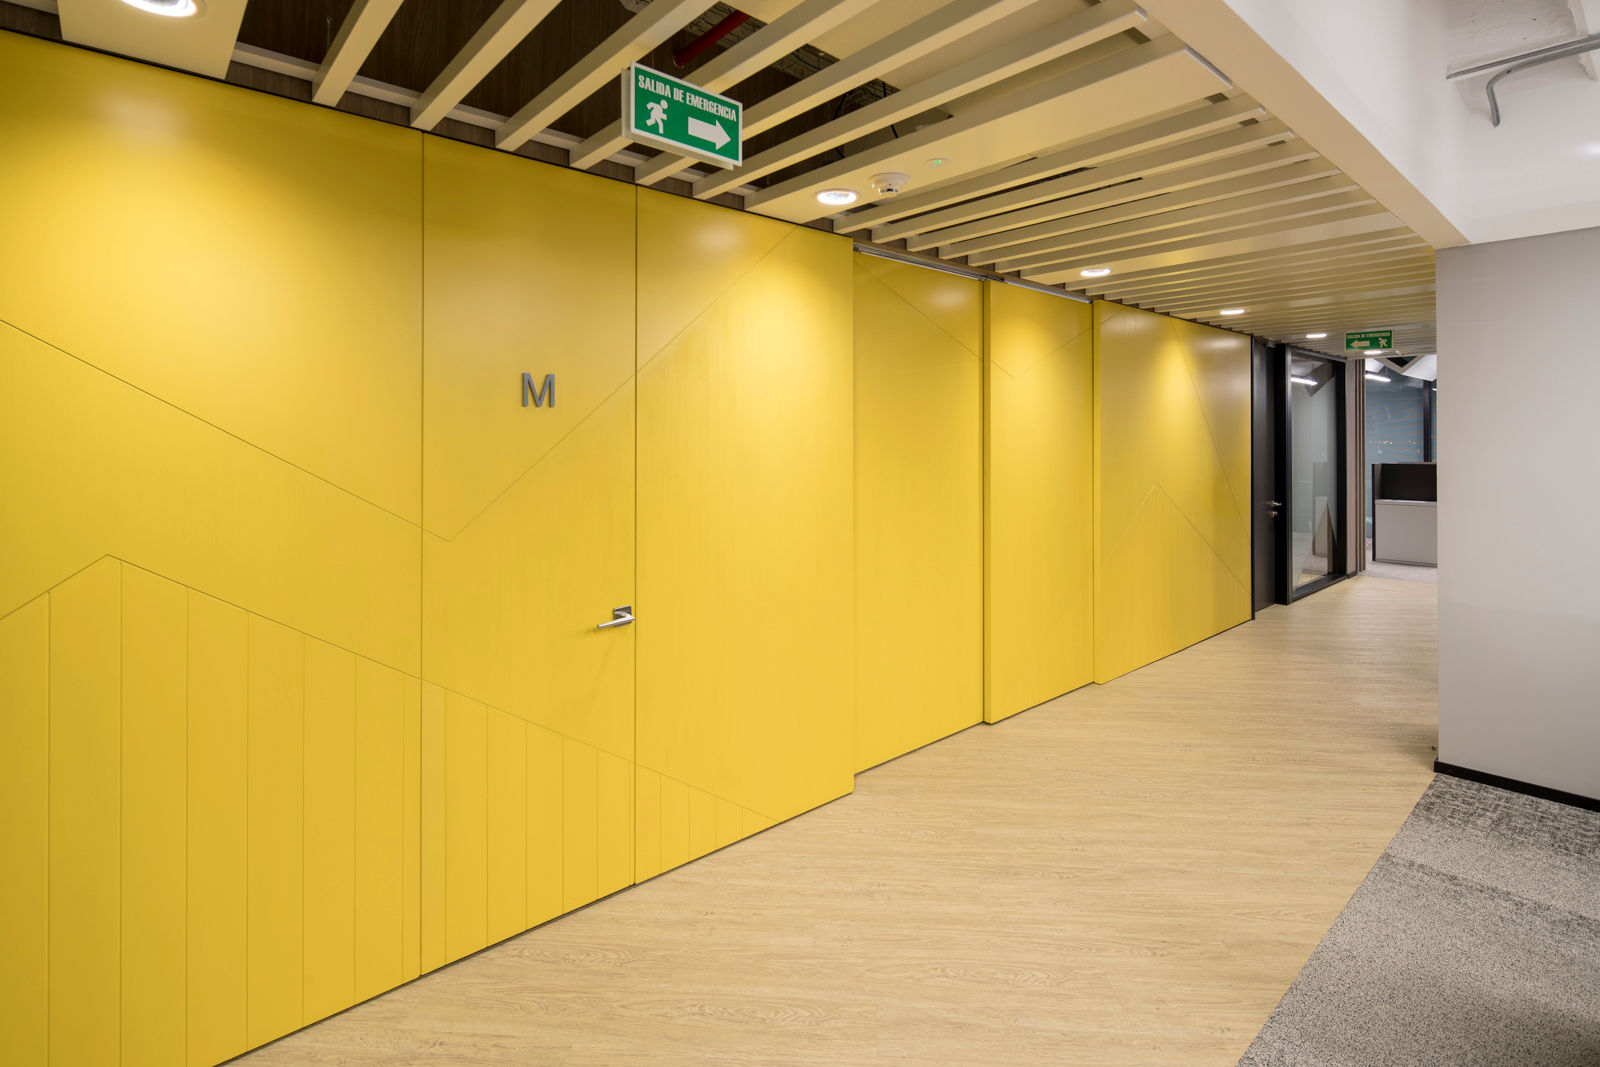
525,723 -> 564,927
420,137 -> 634,539
0,31 -> 422,521
562,739 -> 599,911
303,641 -> 356,1021
636,189 -> 855,828
984,283 -> 1096,722
0,320 -> 420,678
659,774 -> 690,875
420,684 -> 447,973
487,708 -> 528,944
444,693 -> 488,962
0,595 -> 49,1067
355,659 -> 406,1001
598,750 -> 633,897
689,787 -> 718,862
246,614 -> 306,1049
635,766 -> 663,882
121,567 -> 188,1067
186,590 -> 249,1066
853,256 -> 983,769
1093,302 -> 1251,683
402,678 -> 423,981
49,559 -> 122,1067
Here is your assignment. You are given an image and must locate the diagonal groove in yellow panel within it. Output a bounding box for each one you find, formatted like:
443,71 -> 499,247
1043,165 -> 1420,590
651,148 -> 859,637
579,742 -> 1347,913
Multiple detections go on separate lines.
636,227 -> 806,374
432,373 -> 636,544
0,317 -> 421,531
1110,482 -> 1252,598
855,257 -> 983,357
1170,326 -> 1254,536
991,318 -> 1095,380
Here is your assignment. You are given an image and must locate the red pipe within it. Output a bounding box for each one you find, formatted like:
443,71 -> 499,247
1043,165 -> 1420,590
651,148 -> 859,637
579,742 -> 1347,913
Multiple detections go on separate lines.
674,10 -> 749,69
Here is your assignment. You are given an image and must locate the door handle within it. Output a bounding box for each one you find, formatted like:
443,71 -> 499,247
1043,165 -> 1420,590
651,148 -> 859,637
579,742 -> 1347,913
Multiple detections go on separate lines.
1269,500 -> 1284,508
597,605 -> 634,630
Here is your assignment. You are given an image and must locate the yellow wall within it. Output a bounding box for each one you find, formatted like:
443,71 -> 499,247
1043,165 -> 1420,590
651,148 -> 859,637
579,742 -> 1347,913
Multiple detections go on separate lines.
984,282 -> 1096,722
0,27 -> 1260,1067
0,31 -> 422,1067
634,190 -> 855,876
852,256 -> 983,769
1093,302 -> 1252,683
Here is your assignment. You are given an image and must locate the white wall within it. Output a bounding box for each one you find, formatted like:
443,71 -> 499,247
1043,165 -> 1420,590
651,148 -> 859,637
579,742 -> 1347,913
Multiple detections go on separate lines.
1437,226 -> 1600,801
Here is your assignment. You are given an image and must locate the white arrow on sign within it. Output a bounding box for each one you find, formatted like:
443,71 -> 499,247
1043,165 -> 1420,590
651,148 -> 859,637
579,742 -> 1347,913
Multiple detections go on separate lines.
686,116 -> 731,149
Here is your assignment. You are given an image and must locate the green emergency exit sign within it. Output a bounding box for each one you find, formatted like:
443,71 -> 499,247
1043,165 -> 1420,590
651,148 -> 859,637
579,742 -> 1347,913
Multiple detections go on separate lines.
624,63 -> 742,168
1345,330 -> 1393,350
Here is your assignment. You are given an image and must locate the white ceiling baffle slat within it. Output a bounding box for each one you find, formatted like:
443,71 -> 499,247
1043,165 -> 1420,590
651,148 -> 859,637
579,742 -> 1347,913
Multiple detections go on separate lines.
313,0 -> 406,106
493,0 -> 712,153
410,0 -> 564,130
569,0 -> 879,171
631,0 -> 1043,187
693,0 -> 1149,202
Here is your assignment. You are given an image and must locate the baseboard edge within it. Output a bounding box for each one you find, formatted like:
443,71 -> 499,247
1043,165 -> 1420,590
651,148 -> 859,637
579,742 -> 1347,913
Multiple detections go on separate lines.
1434,760 -> 1600,813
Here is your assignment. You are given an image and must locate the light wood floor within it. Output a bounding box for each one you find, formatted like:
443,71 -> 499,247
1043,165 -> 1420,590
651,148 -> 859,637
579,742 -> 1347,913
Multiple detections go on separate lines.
235,575 -> 1438,1066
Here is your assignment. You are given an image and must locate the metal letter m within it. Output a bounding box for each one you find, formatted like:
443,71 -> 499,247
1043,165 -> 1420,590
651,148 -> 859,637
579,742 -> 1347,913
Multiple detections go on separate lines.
522,372 -> 555,408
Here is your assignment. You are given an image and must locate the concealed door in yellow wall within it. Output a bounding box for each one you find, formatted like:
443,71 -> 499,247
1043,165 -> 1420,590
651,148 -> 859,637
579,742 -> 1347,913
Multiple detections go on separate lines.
853,255 -> 983,771
420,138 -> 638,965
984,283 -> 1096,723
635,190 -> 855,878
1094,302 -> 1251,683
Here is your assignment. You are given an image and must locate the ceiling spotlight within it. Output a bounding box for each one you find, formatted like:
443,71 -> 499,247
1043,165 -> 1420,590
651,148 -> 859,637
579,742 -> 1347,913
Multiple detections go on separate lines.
815,188 -> 858,207
1080,267 -> 1112,278
120,0 -> 202,14
1291,375 -> 1319,386
1220,307 -> 1245,316
1365,373 -> 1392,383
1306,332 -> 1328,339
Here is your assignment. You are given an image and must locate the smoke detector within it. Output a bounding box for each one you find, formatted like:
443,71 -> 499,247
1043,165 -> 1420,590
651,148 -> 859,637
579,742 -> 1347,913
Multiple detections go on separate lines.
869,172 -> 911,197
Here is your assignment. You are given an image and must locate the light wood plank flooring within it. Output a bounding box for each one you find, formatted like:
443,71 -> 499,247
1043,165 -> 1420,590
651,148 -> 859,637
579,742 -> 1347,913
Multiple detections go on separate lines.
235,575 -> 1438,1066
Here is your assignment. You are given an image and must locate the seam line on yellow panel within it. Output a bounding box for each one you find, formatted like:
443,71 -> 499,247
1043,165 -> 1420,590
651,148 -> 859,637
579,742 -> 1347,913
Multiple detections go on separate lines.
1169,320 -> 1252,533
857,264 -> 982,359
992,319 -> 1093,380
0,317 -> 423,532
437,373 -> 636,543
634,227 -> 801,378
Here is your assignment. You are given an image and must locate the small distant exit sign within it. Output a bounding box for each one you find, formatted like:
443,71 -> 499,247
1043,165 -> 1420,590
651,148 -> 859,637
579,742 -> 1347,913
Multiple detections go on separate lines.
1345,330 -> 1393,350
624,62 -> 742,168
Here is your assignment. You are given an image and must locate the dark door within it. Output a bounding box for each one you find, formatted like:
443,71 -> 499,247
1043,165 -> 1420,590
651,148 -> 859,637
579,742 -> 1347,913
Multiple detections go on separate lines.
1251,337 -> 1284,612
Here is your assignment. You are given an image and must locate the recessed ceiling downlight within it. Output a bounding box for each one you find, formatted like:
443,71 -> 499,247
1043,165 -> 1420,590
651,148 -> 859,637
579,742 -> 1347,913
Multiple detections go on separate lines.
1080,267 -> 1112,278
120,0 -> 202,15
1220,307 -> 1245,316
816,188 -> 858,207
1306,332 -> 1328,339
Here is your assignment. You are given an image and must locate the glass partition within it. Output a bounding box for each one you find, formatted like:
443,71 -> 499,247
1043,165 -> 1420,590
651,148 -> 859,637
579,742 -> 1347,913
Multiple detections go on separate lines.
1287,352 -> 1345,596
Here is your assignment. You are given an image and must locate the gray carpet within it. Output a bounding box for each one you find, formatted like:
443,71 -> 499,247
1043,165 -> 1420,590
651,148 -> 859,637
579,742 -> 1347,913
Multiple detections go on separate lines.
1238,775 -> 1600,1066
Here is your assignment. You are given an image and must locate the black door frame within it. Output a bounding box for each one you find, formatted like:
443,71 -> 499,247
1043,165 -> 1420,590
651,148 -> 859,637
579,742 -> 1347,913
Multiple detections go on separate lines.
1282,347 -> 1347,601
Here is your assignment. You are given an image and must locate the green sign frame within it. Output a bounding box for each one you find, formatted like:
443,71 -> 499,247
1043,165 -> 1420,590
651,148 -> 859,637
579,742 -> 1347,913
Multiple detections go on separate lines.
624,62 -> 742,169
1345,330 -> 1393,350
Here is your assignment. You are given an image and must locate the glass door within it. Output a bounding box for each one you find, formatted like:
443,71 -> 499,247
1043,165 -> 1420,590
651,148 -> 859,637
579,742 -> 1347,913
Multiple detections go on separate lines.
1286,350 -> 1346,598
